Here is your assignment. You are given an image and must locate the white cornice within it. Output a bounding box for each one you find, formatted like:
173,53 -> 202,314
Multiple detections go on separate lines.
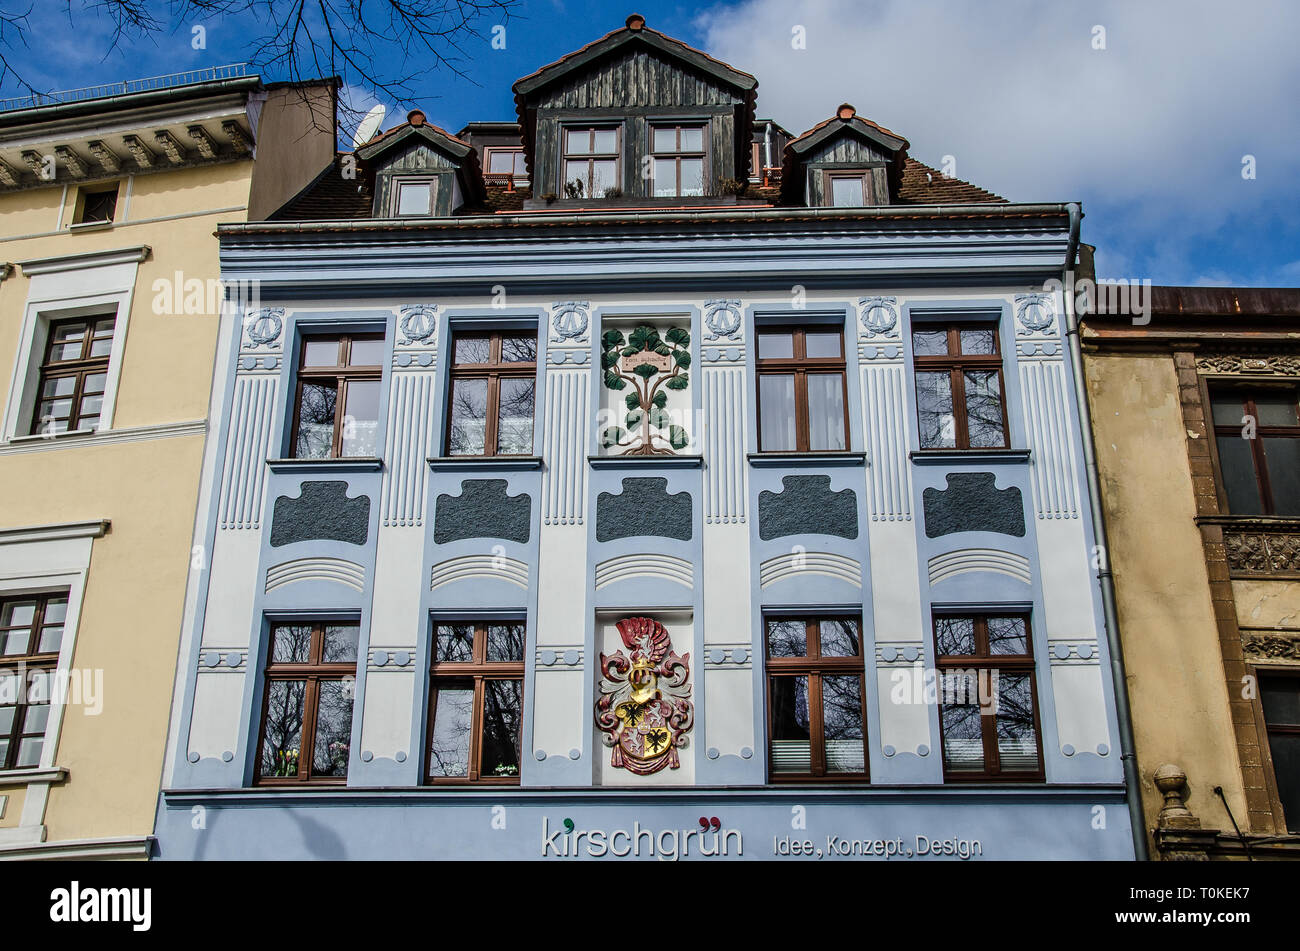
0,834 -> 152,860
17,244 -> 151,275
0,522 -> 108,545
0,418 -> 205,455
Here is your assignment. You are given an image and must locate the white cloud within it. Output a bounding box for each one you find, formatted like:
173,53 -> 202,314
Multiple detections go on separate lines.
694,0 -> 1300,283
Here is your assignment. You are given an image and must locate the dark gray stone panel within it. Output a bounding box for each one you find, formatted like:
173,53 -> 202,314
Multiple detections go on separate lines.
596,477 -> 693,542
758,475 -> 858,540
923,472 -> 1026,538
270,481 -> 371,547
434,479 -> 532,544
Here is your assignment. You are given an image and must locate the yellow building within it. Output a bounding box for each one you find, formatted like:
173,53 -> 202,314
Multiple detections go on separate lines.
1083,281 -> 1300,860
0,68 -> 334,858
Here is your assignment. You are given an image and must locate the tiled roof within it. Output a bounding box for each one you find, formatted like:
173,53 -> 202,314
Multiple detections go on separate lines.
897,157 -> 1005,204
269,155 -> 374,220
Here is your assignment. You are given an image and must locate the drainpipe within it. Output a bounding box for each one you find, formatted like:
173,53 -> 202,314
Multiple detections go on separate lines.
1059,201 -> 1150,861
764,122 -> 772,186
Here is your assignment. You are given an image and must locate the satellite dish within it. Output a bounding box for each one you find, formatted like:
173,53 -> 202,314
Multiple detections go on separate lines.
351,104 -> 386,149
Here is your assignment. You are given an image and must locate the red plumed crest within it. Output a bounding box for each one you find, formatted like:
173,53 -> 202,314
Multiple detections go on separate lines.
615,616 -> 670,663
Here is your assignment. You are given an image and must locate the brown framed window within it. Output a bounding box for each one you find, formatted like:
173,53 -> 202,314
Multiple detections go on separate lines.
75,184 -> 118,224
30,315 -> 115,435
750,141 -> 762,181
427,620 -> 525,783
756,326 -> 848,452
256,621 -> 358,784
765,615 -> 867,780
562,126 -> 619,198
1260,673 -> 1300,832
912,323 -> 1009,449
0,592 -> 66,770
484,147 -> 528,183
650,124 -> 705,197
291,333 -> 384,459
1210,387 -> 1300,516
825,170 -> 872,207
445,330 -> 536,456
932,613 -> 1043,781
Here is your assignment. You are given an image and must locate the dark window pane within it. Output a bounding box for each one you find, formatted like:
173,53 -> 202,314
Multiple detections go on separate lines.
770,676 -> 811,774
1210,392 -> 1246,426
1255,393 -> 1299,427
757,332 -> 794,360
994,674 -> 1039,772
311,680 -> 353,777
453,336 -> 491,365
447,378 -> 488,455
959,328 -> 997,355
935,616 -> 976,656
819,619 -> 860,657
1261,678 -> 1300,725
964,370 -> 1006,447
480,679 -> 523,778
295,382 -> 337,458
805,332 -> 841,358
1215,434 -> 1263,515
261,679 -> 306,777
806,373 -> 846,451
500,335 -> 537,363
1269,734 -> 1300,833
941,701 -> 984,772
323,624 -> 359,663
429,683 -> 474,777
271,625 -> 312,664
302,339 -> 340,367
759,374 -> 796,451
435,624 -> 475,663
766,619 -> 807,658
916,371 -> 955,448
912,329 -> 949,356
347,338 -> 385,366
496,377 -> 535,455
342,380 -> 381,457
486,623 -> 525,663
822,675 -> 865,773
1262,438 -> 1300,515
987,617 -> 1029,655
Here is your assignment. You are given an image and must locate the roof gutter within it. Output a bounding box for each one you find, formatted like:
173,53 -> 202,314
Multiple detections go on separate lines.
223,201 -> 1074,236
1059,201 -> 1149,861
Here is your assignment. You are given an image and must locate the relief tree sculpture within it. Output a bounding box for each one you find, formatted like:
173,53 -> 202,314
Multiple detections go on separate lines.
599,324 -> 691,454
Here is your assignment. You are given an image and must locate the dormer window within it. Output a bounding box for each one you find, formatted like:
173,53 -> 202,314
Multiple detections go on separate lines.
651,124 -> 705,197
484,147 -> 528,185
827,171 -> 871,207
395,179 -> 436,216
562,126 -> 619,198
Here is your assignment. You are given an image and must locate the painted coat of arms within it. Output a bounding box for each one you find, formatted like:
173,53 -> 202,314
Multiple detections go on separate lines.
596,617 -> 693,774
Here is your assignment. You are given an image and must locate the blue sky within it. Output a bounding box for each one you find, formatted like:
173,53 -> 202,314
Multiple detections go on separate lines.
5,0 -> 1298,288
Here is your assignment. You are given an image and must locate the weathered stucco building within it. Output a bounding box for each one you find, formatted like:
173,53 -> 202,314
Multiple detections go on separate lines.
1084,284 -> 1300,859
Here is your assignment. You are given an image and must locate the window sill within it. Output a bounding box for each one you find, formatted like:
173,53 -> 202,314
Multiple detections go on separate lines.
267,457 -> 383,474
588,453 -> 702,469
67,220 -> 114,233
1195,514 -> 1300,529
0,766 -> 68,785
747,451 -> 865,468
427,455 -> 543,471
5,428 -> 96,445
909,448 -> 1031,465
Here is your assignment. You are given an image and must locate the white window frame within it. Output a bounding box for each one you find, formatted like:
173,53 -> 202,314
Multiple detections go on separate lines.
2,247 -> 146,444
0,520 -> 103,848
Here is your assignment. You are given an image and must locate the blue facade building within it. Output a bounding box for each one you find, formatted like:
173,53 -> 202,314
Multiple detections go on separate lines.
155,15 -> 1136,860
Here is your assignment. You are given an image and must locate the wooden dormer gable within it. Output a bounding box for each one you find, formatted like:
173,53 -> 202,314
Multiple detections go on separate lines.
512,14 -> 758,201
782,104 -> 911,207
355,110 -> 485,217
